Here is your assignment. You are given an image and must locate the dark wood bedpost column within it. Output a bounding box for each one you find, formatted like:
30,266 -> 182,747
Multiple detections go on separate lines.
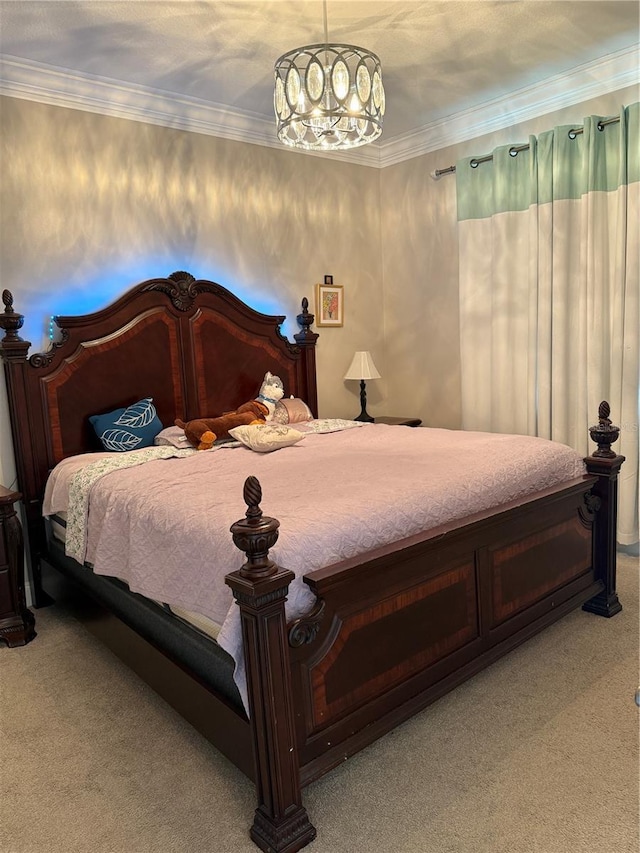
582,402 -> 624,618
0,291 -> 51,608
294,298 -> 319,418
0,486 -> 36,646
226,477 -> 316,853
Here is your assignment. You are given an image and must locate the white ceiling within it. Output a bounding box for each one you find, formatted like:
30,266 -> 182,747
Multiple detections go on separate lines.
1,1 -> 638,165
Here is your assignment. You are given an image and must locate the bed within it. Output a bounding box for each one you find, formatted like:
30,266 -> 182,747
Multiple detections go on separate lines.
0,271 -> 624,853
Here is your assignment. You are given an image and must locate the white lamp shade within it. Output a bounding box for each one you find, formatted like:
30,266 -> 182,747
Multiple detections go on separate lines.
344,351 -> 381,380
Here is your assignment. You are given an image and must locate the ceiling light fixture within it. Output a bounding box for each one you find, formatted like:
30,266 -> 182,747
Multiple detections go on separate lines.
273,1 -> 384,151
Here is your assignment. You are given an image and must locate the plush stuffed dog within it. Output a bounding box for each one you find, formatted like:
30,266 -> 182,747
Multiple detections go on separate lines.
256,371 -> 284,420
175,399 -> 268,451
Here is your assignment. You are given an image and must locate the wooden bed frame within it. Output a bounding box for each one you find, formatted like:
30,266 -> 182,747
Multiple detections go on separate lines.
0,271 -> 624,853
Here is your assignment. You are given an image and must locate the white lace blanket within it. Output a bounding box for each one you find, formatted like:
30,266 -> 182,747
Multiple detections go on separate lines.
62,447 -> 196,563
43,425 -> 585,711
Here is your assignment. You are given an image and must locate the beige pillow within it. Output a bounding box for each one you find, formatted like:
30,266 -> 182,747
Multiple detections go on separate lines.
272,397 -> 313,424
228,423 -> 305,453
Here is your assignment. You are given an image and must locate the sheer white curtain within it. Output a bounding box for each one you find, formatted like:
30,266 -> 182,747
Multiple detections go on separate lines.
456,104 -> 639,545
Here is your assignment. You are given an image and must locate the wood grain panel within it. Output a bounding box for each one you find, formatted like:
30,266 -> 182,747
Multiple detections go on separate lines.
43,310 -> 184,462
191,311 -> 297,415
308,562 -> 478,727
490,516 -> 592,626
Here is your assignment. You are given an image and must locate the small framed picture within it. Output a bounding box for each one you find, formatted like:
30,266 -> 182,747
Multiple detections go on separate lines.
316,283 -> 343,327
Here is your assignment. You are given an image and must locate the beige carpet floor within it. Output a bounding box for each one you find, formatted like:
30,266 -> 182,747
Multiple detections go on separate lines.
1,554 -> 638,853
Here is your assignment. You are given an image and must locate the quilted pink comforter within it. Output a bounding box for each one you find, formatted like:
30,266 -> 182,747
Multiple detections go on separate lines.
44,424 -> 586,709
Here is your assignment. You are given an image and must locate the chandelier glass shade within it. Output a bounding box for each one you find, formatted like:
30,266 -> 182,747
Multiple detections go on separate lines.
274,43 -> 385,151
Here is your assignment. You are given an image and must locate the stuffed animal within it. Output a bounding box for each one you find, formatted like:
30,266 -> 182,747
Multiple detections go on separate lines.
175,399 -> 268,451
256,371 -> 285,420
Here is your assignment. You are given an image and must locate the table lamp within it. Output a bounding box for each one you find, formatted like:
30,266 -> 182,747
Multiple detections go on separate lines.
344,351 -> 381,422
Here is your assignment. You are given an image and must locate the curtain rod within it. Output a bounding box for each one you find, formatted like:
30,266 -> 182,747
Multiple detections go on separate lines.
430,115 -> 621,180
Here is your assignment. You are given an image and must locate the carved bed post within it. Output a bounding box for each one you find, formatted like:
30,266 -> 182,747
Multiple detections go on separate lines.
582,401 -> 624,617
294,298 -> 319,418
226,477 -> 316,853
0,291 -> 50,607
0,486 -> 36,646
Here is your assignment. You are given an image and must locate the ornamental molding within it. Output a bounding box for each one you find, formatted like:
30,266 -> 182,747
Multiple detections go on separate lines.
0,45 -> 637,169
378,45 -> 640,167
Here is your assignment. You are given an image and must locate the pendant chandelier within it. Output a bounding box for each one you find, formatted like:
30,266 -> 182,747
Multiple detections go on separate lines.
273,2 -> 385,151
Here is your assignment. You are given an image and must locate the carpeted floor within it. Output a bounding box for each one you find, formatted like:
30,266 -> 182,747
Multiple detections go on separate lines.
1,554 -> 638,853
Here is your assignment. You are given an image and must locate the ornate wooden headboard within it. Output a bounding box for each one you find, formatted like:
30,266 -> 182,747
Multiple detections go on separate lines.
0,270 -> 318,601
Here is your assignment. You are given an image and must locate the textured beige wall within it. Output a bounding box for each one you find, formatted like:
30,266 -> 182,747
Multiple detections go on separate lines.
380,84 -> 638,429
0,97 -> 383,483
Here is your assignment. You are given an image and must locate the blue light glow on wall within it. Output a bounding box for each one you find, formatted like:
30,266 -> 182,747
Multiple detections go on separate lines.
18,256 -> 290,354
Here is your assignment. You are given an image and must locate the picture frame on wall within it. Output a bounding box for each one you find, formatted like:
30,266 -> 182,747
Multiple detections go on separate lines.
316,282 -> 344,327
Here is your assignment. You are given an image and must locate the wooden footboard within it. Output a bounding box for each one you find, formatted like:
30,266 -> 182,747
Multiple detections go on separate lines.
291,477 -> 598,782
227,405 -> 624,853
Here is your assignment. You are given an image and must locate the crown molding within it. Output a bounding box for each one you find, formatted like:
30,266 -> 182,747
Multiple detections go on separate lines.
378,44 -> 639,168
1,45 -> 637,170
0,55 -> 381,167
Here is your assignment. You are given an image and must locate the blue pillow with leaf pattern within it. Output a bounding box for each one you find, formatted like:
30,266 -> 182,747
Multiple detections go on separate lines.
89,398 -> 163,452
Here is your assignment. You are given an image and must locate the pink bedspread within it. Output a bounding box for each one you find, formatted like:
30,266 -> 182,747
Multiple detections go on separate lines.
44,424 -> 586,709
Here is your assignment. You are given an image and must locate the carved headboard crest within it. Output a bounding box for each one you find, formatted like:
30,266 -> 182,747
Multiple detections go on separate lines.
143,270 -> 222,312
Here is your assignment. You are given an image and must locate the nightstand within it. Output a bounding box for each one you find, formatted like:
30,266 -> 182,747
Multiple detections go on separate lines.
374,416 -> 422,427
0,485 -> 36,647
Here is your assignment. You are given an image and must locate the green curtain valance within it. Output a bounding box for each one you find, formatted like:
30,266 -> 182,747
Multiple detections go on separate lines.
457,102 -> 639,221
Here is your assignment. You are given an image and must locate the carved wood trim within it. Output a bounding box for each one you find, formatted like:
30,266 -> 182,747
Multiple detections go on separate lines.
288,599 -> 326,648
578,489 -> 601,526
28,328 -> 70,368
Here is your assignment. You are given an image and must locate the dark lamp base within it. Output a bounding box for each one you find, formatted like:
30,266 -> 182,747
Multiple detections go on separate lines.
352,379 -> 375,423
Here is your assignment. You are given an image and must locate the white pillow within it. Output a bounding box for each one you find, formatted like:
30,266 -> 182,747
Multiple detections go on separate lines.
228,423 -> 305,453
154,425 -> 193,449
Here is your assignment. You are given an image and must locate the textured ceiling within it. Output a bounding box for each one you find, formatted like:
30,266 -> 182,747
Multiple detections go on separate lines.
0,0 -> 638,140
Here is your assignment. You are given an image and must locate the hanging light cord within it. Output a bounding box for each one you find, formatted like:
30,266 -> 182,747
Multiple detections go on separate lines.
431,114 -> 621,179
301,0 -> 346,138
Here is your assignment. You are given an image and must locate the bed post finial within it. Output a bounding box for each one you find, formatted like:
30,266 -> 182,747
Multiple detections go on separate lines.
226,478 -> 317,853
589,400 -> 620,458
243,475 -> 264,522
0,290 -> 29,350
294,297 -> 318,345
230,476 -> 280,579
